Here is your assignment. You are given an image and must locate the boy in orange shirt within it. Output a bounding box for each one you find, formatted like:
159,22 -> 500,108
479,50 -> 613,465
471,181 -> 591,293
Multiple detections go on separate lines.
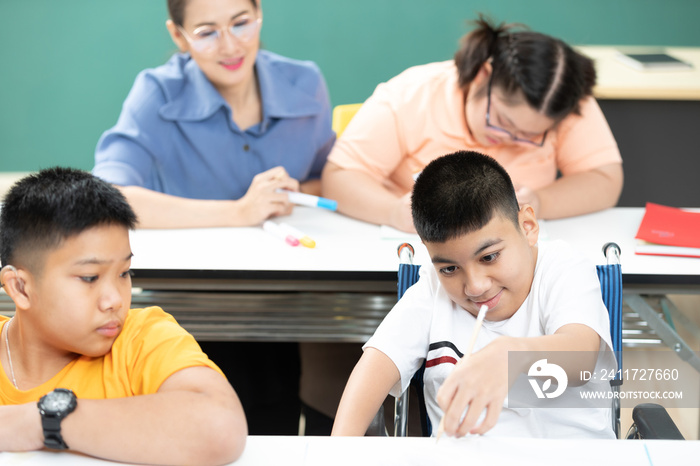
0,168 -> 246,465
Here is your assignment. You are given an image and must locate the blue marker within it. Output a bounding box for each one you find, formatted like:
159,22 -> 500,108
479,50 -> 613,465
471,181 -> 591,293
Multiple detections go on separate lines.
278,190 -> 338,211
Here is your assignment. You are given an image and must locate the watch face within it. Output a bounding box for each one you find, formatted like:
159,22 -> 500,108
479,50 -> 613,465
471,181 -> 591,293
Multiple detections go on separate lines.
43,391 -> 74,413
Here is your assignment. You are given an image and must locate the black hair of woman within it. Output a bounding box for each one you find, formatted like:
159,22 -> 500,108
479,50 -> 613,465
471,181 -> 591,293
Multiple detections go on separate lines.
167,0 -> 259,26
454,14 -> 596,121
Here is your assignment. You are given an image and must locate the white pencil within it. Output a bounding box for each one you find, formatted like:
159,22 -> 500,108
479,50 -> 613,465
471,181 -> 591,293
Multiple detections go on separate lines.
436,304 -> 489,442
276,189 -> 338,211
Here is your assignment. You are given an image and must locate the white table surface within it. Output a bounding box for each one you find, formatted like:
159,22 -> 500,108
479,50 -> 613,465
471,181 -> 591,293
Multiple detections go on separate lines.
543,207 -> 700,281
129,206 -> 414,273
2,436 -> 698,466
129,207 -> 700,285
577,46 -> 700,100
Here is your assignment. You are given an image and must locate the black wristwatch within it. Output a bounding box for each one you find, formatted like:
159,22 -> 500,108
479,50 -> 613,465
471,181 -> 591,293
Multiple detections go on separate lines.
37,388 -> 77,450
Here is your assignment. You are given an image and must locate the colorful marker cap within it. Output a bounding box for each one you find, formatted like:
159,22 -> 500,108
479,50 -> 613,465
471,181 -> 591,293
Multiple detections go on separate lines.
299,236 -> 316,248
318,198 -> 338,211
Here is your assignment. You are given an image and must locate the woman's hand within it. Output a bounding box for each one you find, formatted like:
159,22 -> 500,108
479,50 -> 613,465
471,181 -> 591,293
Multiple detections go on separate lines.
236,166 -> 300,225
388,192 -> 416,233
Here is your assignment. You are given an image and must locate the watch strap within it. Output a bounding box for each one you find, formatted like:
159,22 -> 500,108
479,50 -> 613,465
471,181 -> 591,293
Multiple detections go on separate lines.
43,430 -> 70,450
38,389 -> 76,450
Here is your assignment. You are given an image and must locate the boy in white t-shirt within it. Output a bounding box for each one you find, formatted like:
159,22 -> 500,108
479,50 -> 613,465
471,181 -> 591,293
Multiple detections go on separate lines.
332,151 -> 616,439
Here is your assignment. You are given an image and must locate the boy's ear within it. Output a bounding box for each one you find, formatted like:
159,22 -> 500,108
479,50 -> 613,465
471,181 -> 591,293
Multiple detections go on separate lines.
0,265 -> 31,309
518,205 -> 539,246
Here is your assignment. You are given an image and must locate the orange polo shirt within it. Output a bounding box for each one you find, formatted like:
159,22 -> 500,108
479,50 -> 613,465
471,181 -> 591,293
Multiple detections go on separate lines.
0,307 -> 222,404
328,60 -> 621,196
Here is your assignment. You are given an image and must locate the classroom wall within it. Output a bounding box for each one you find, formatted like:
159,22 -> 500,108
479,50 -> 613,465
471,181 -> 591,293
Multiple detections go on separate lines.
1,0 -> 698,172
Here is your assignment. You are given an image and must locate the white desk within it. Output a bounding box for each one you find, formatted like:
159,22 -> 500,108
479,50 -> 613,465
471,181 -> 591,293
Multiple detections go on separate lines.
2,207 -> 698,345
126,206 -> 414,342
542,208 -> 700,292
129,206 -> 414,277
2,436 -> 698,466
129,206 -> 700,290
122,207 -> 700,366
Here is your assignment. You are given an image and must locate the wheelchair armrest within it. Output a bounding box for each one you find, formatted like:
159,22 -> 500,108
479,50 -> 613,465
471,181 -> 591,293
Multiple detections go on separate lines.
365,404 -> 389,437
630,403 -> 685,440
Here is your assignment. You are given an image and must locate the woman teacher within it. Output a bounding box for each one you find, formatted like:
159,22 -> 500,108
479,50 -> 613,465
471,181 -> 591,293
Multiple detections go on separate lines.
95,0 -> 334,228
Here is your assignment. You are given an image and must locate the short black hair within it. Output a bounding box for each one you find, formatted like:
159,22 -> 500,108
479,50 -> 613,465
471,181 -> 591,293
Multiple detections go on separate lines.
412,151 -> 520,243
0,167 -> 137,271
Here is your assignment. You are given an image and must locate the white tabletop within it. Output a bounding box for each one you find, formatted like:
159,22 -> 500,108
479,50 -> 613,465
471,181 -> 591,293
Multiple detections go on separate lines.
235,436 -> 698,466
577,46 -> 700,100
2,436 -> 698,466
129,206 -> 420,274
129,207 -> 700,286
543,207 -> 700,283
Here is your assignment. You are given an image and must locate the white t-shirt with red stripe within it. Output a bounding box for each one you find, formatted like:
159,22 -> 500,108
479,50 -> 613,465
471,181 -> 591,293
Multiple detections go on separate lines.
364,240 -> 617,439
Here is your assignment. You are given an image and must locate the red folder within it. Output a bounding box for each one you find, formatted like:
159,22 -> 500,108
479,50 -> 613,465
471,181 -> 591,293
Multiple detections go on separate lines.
635,203 -> 700,258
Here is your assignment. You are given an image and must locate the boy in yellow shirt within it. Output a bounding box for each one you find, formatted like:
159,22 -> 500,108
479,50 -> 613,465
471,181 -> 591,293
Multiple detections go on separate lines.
0,168 -> 246,464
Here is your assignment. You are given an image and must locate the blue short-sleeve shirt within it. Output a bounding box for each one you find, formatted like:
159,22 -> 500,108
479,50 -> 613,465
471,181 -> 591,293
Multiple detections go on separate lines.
93,50 -> 335,200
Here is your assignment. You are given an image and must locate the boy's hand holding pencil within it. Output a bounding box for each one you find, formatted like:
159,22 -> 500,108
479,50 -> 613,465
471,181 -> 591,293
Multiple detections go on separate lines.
435,305 -> 511,440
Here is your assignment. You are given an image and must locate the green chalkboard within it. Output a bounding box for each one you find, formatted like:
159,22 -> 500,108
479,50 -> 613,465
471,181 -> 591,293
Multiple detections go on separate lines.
1,0 -> 698,172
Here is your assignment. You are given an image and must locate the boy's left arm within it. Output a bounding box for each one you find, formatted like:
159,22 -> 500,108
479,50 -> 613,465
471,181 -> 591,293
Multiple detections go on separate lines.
437,323 -> 600,438
0,366 -> 247,466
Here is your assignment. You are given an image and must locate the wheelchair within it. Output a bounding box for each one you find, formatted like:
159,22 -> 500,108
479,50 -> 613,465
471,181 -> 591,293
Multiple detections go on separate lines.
366,242 -> 684,440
